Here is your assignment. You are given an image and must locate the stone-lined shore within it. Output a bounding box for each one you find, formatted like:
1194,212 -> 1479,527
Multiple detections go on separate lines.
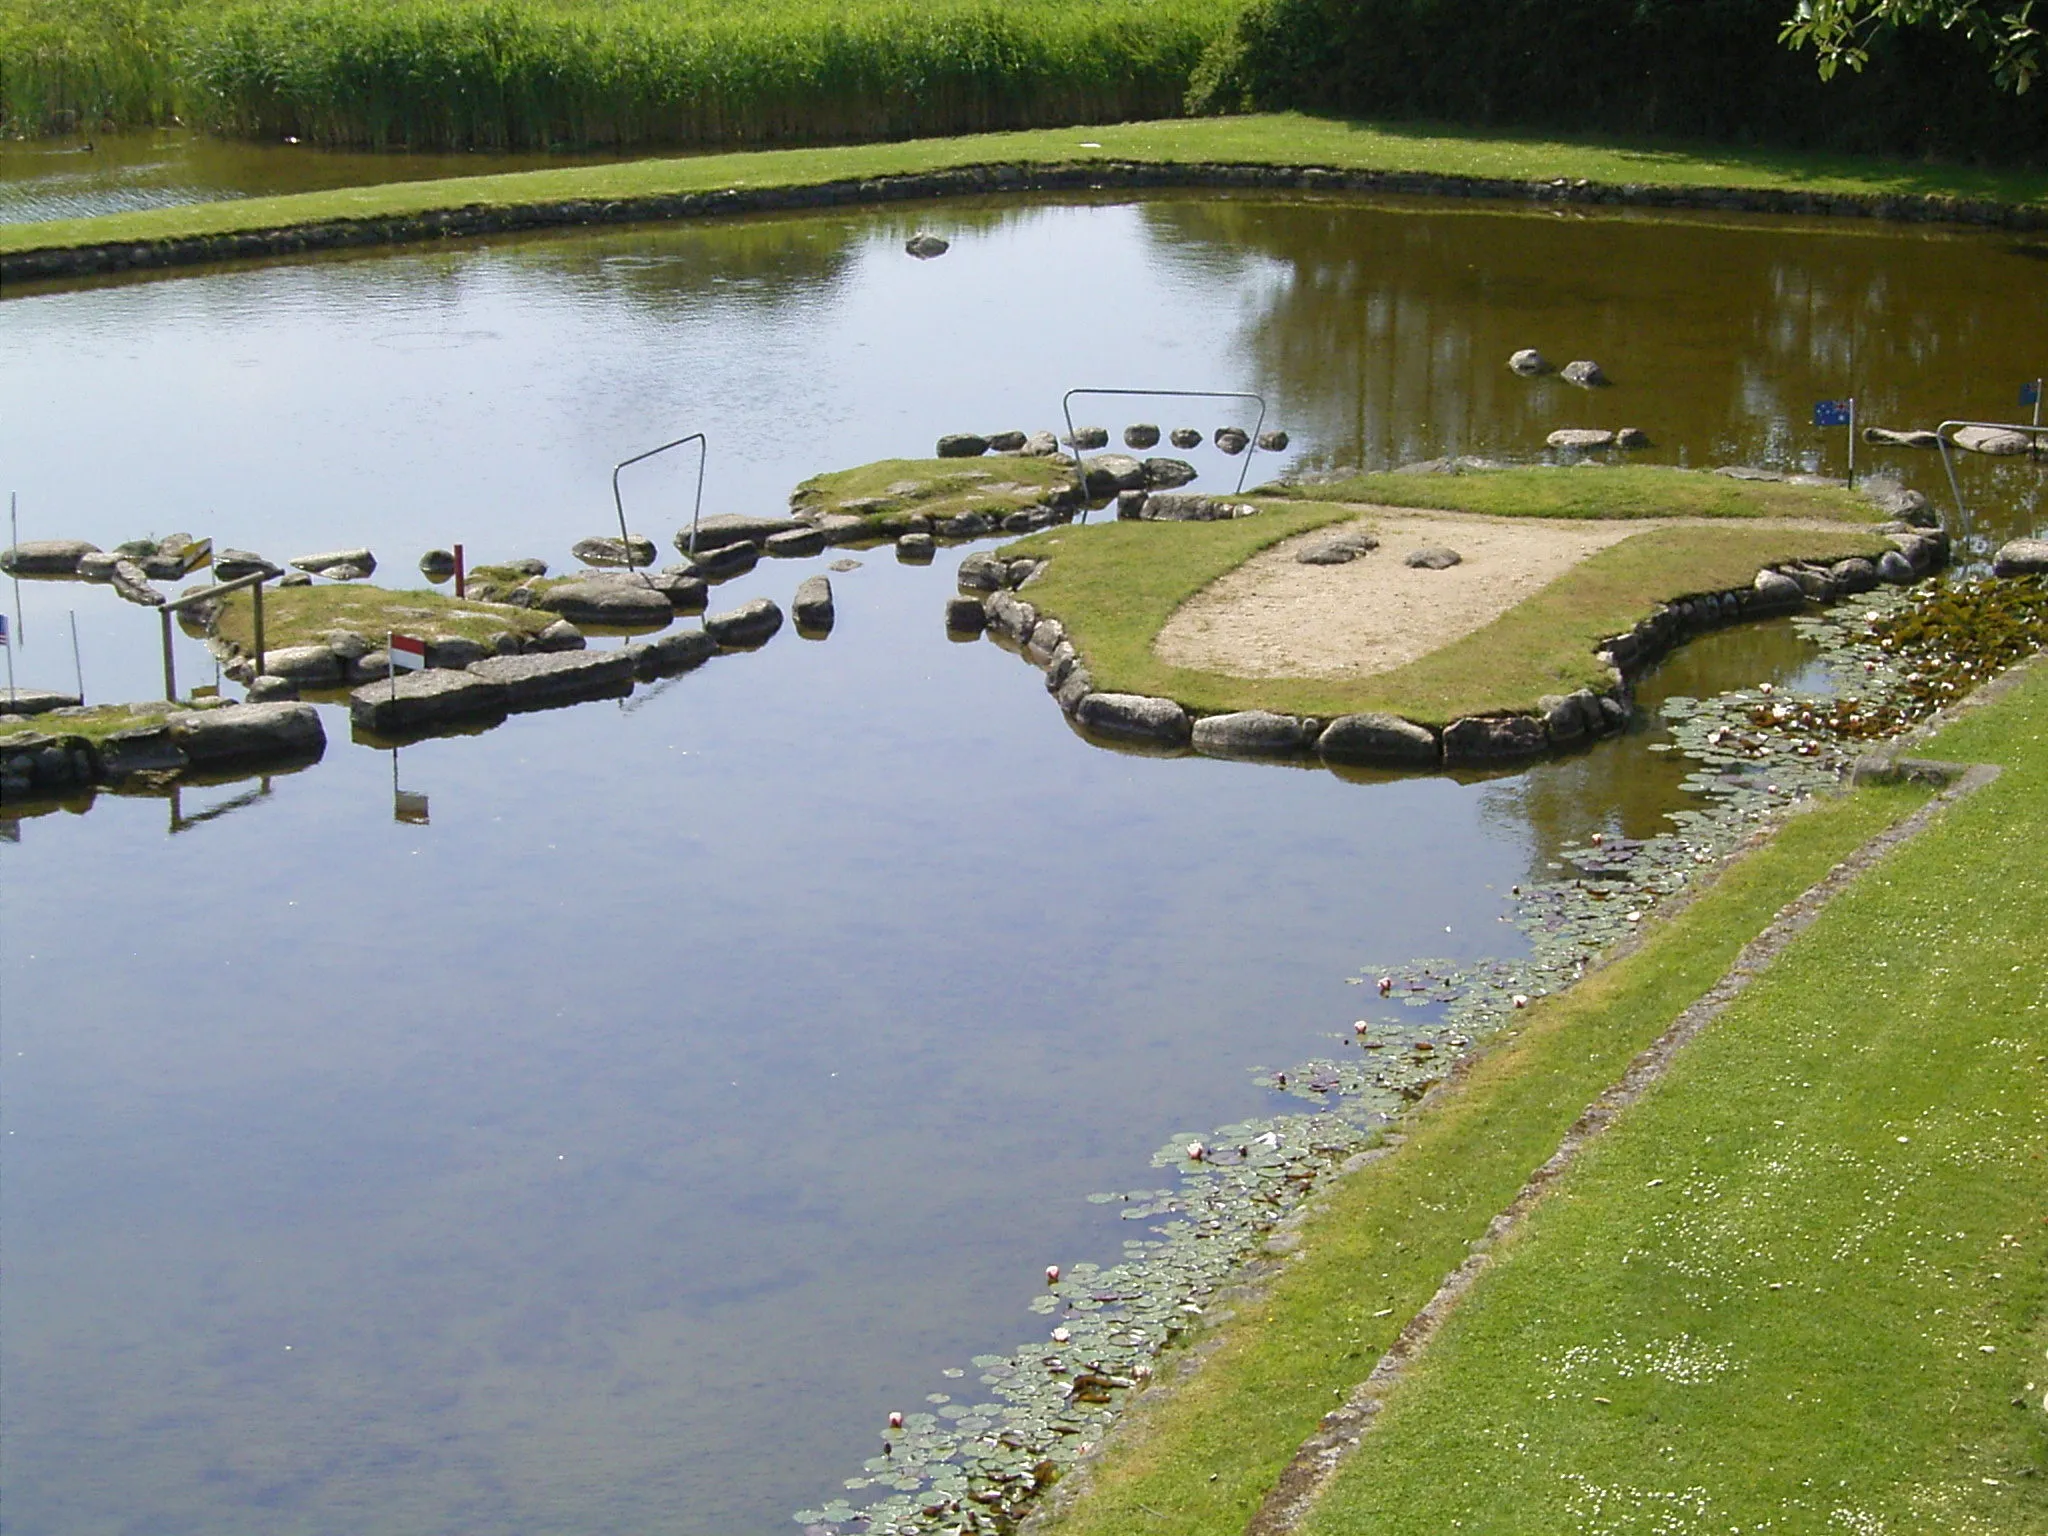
959,483 -> 1953,769
8,158 -> 2046,288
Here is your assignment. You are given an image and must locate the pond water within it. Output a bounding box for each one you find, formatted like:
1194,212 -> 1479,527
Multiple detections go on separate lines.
0,130 -> 632,225
2,191 -> 2044,1536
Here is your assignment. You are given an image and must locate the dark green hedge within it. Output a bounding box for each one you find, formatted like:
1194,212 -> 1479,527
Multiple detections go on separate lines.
1191,0 -> 2048,165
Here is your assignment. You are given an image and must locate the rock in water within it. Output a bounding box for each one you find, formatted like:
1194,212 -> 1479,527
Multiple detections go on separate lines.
1953,425 -> 2033,455
1508,348 -> 1551,376
896,533 -> 935,562
1404,547 -> 1462,570
936,433 -> 990,459
1191,711 -> 1309,758
420,548 -> 457,581
705,598 -> 783,647
1018,431 -> 1061,457
1169,428 -> 1203,449
1142,457 -> 1198,488
110,559 -> 164,606
945,596 -> 987,633
1255,430 -> 1290,451
905,232 -> 949,259
1213,427 -> 1251,455
1547,428 -> 1616,450
986,430 -> 1027,452
571,534 -> 657,568
1074,692 -> 1191,746
1123,424 -> 1161,449
1064,426 -> 1109,450
764,526 -> 826,558
290,547 -> 377,577
1753,568 -> 1804,607
1993,538 -> 2048,576
1614,427 -> 1651,449
1081,455 -> 1147,497
0,538 -> 98,575
792,575 -> 834,631
537,578 -> 674,627
1863,426 -> 1942,449
1559,359 -> 1607,387
1317,712 -> 1438,766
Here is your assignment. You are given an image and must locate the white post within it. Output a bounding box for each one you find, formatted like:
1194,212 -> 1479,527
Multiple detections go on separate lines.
1846,397 -> 1857,490
69,610 -> 83,704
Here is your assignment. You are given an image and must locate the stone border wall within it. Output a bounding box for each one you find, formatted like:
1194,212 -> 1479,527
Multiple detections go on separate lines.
7,158 -> 2046,287
966,523 -> 1951,770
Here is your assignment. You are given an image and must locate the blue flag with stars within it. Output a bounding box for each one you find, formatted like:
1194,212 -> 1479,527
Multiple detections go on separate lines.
1813,399 -> 1852,427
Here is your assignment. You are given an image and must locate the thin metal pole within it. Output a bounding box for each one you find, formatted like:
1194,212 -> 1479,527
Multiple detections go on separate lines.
4,617 -> 15,701
68,610 -> 82,704
454,543 -> 465,599
614,432 -> 707,562
161,608 -> 177,702
252,578 -> 265,678
1059,388 -> 1270,504
1846,396 -> 1857,491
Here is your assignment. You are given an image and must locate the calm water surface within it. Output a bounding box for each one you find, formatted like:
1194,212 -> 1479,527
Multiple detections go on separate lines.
2,193 -> 2043,1535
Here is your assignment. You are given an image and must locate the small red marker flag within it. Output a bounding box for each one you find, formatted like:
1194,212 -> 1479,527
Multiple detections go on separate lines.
389,633 -> 427,672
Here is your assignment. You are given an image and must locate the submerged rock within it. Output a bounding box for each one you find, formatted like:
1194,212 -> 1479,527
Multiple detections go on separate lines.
905,232 -> 949,259
1559,359 -> 1608,387
1863,426 -> 1942,449
1508,348 -> 1551,376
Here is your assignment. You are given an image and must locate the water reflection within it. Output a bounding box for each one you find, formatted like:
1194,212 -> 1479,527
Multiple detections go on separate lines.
2,191 -> 2045,1536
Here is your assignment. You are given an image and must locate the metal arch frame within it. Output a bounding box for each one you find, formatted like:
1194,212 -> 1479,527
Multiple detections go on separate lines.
613,432 -> 708,566
1933,418 -> 2048,527
1060,388 -> 1269,502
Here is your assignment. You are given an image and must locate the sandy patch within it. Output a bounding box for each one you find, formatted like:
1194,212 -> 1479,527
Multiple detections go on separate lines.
1154,508 -> 1828,681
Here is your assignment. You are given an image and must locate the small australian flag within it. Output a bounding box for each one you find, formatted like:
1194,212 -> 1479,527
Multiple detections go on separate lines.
1813,399 -> 1853,427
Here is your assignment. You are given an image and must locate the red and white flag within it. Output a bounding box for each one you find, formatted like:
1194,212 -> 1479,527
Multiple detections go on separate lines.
389,633 -> 427,672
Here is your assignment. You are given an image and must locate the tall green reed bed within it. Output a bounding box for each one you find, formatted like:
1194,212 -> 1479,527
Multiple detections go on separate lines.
1,0 -> 1237,149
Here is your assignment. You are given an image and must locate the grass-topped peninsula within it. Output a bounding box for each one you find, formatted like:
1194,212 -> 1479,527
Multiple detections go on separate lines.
790,455 -> 1073,527
7,113 -> 2047,262
211,581 -> 556,654
1004,469 -> 1893,723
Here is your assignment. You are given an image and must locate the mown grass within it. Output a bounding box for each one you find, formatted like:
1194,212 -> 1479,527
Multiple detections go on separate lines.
0,701 -> 183,745
1267,464 -> 1879,522
1004,506 -> 1891,721
1300,662 -> 2048,1532
8,112 -> 2048,257
210,581 -> 553,652
1034,780 -> 1931,1536
0,0 -> 1232,149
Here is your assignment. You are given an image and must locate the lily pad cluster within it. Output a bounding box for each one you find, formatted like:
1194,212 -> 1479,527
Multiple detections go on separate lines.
797,578 -> 2048,1536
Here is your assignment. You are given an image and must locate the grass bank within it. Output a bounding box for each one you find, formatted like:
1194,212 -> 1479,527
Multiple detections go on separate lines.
1267,464 -> 1877,523
0,0 -> 1231,150
8,111 -> 2048,260
1033,778 -> 1932,1536
1297,664 -> 2048,1531
1003,486 -> 1890,721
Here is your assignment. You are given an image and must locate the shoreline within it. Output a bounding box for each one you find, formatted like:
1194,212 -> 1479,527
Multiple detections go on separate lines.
8,118 -> 2048,288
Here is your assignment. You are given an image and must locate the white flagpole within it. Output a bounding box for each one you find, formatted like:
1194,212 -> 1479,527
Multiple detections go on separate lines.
69,610 -> 83,704
1846,397 -> 1856,490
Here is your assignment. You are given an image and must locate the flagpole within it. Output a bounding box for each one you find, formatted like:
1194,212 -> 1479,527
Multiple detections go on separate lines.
389,630 -> 398,704
9,492 -> 21,648
1847,397 -> 1856,490
4,616 -> 15,701
69,610 -> 83,704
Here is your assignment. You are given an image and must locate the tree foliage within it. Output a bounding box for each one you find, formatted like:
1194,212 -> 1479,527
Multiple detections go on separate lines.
1782,0 -> 2041,92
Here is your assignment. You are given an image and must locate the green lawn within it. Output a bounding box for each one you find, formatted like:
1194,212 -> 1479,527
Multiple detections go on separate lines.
1300,663 -> 2048,1532
1268,464 -> 1879,522
1005,502 -> 1890,722
211,581 -> 555,654
8,111 -> 2046,256
1034,781 -> 1932,1536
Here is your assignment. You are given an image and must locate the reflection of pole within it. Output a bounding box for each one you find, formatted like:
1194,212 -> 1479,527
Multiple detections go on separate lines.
9,491 -> 21,647
68,610 -> 82,704
252,578 -> 265,678
160,607 -> 177,701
